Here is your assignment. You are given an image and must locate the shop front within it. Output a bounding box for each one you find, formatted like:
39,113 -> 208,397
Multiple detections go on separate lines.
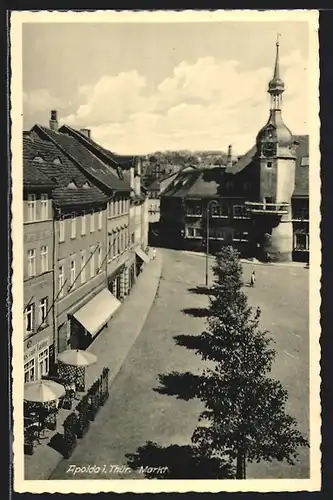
68,288 -> 121,350
24,331 -> 52,383
135,247 -> 150,276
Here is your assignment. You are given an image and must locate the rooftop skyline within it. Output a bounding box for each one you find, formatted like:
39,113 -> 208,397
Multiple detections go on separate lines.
23,17 -> 310,155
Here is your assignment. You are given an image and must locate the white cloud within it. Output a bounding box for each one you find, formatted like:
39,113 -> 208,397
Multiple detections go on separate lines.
23,89 -> 63,113
26,50 -> 308,155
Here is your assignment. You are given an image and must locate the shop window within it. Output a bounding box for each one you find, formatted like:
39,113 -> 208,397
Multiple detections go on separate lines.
294,233 -> 309,251
24,358 -> 36,383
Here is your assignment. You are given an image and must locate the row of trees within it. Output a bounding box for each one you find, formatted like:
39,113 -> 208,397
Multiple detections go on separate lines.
188,246 -> 309,478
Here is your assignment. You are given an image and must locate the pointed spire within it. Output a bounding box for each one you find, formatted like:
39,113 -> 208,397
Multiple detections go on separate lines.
273,33 -> 281,80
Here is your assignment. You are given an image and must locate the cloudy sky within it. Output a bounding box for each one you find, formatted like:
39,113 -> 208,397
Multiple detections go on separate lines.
23,20 -> 309,155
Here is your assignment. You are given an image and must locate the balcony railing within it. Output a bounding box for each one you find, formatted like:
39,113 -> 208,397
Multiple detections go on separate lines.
245,201 -> 289,215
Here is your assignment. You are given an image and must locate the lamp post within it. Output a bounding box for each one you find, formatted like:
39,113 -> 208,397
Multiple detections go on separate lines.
205,200 -> 219,286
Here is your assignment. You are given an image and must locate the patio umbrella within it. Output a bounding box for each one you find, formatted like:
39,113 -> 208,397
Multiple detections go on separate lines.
57,349 -> 97,393
57,349 -> 97,367
24,379 -> 66,403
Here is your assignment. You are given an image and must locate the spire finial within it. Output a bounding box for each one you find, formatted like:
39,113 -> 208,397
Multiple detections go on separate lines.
276,32 -> 281,46
273,34 -> 281,79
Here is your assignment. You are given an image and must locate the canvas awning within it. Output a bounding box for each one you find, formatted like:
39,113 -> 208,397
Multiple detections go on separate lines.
73,288 -> 121,338
135,247 -> 150,264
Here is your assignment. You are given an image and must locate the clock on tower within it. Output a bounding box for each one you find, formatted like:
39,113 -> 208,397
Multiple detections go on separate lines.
262,142 -> 276,158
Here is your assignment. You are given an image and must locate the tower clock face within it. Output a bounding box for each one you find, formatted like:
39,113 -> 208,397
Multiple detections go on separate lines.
262,142 -> 276,158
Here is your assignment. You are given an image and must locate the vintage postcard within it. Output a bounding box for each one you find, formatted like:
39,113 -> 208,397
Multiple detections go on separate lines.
10,9 -> 321,494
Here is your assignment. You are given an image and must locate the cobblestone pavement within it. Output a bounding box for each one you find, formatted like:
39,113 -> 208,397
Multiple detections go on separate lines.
49,248 -> 309,481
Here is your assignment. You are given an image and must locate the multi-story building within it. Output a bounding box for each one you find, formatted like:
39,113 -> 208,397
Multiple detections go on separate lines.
25,118 -> 130,357
160,39 -> 310,263
55,124 -> 150,279
23,149 -> 55,381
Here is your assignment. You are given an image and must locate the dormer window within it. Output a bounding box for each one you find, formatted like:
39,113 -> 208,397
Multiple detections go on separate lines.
67,181 -> 77,189
83,181 -> 90,189
33,156 -> 45,163
53,157 -> 62,165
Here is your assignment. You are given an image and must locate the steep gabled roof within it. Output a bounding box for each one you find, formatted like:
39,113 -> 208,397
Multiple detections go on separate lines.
59,125 -> 136,170
226,145 -> 257,175
24,133 -> 108,207
33,125 -> 131,193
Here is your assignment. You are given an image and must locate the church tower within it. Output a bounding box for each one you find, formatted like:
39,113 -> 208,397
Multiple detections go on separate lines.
246,36 -> 296,262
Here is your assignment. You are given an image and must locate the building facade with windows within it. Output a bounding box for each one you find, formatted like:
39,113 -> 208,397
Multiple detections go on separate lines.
24,125 -> 124,358
55,124 -> 150,284
160,40 -> 310,262
23,158 -> 55,382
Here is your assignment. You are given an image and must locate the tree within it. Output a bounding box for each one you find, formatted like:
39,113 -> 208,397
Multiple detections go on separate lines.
189,246 -> 308,478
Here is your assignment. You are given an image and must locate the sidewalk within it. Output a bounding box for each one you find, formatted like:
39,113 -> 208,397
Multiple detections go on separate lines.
24,250 -> 163,480
181,250 -> 307,269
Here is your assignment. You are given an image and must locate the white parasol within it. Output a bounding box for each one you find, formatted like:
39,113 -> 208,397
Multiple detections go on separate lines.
57,349 -> 97,367
24,379 -> 66,403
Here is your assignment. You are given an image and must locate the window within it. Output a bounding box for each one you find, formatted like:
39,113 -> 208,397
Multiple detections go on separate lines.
97,246 -> 102,272
98,211 -> 103,230
81,252 -> 86,284
294,233 -> 309,251
25,303 -> 34,334
27,194 -> 36,222
211,228 -> 225,240
71,215 -> 76,239
233,231 -> 248,242
24,359 -> 36,383
70,258 -> 76,289
116,233 -> 120,255
81,212 -> 86,235
187,227 -> 202,238
90,211 -> 95,232
226,181 -> 233,190
267,162 -> 272,169
27,249 -> 36,277
58,265 -> 64,298
243,182 -> 251,192
39,297 -> 48,327
40,193 -> 48,219
38,348 -> 49,378
233,205 -> 248,218
90,247 -> 95,278
131,233 -> 135,245
187,203 -> 202,216
59,218 -> 65,242
211,204 -> 229,218
301,156 -> 309,167
40,245 -> 48,273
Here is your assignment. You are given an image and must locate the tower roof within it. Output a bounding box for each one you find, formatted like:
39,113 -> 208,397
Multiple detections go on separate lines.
268,34 -> 285,95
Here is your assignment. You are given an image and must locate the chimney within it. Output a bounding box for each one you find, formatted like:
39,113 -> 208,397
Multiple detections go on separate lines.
227,144 -> 233,168
80,128 -> 91,139
49,110 -> 58,131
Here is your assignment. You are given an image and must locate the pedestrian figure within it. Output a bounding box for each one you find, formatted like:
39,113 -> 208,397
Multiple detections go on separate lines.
250,270 -> 256,287
152,247 -> 156,260
266,252 -> 271,263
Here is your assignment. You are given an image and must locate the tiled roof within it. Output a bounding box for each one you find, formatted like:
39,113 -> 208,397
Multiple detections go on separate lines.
162,135 -> 310,200
59,125 -> 135,171
293,135 -> 309,197
35,125 -> 130,193
23,159 -> 55,190
23,132 -> 108,207
226,145 -> 257,175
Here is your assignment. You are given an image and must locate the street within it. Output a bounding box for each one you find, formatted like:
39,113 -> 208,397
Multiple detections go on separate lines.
49,248 -> 309,480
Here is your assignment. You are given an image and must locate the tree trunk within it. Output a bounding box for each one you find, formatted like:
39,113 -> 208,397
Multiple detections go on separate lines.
236,448 -> 246,479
